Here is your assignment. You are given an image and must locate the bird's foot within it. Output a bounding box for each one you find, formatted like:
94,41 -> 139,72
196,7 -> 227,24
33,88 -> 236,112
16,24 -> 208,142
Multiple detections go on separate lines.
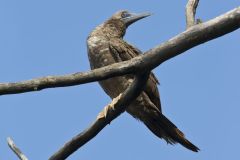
97,93 -> 122,119
109,93 -> 122,111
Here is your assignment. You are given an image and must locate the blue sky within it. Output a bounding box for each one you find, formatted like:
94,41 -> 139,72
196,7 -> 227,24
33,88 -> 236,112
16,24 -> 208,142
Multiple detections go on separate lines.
0,1 -> 240,159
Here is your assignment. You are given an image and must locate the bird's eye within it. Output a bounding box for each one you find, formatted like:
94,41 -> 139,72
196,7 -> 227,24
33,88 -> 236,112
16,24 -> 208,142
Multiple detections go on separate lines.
121,12 -> 131,18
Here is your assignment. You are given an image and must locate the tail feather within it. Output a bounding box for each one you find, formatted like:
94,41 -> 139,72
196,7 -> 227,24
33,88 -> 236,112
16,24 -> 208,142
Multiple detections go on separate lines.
144,113 -> 199,152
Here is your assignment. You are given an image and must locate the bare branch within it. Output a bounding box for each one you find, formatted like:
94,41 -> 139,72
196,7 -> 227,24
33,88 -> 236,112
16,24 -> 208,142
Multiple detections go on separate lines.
186,0 -> 200,28
0,7 -> 239,96
7,137 -> 28,160
49,72 -> 150,160
0,6 -> 239,160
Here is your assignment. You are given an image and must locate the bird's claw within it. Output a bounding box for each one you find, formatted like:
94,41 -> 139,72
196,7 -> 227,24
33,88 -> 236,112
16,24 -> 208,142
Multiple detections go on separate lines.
97,93 -> 122,119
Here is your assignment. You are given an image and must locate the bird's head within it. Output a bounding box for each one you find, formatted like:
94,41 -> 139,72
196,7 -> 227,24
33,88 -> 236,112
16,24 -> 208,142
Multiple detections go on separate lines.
103,10 -> 151,38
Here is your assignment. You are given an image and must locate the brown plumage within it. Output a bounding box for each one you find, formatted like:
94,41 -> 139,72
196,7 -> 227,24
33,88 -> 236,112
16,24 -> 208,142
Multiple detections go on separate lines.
87,10 -> 199,152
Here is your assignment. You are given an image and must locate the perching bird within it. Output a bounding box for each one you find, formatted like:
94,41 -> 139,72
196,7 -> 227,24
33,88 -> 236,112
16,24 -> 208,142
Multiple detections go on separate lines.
87,10 -> 199,152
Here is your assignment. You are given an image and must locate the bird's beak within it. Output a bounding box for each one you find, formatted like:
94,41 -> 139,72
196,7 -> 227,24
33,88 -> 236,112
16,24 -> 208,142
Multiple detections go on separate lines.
122,12 -> 152,27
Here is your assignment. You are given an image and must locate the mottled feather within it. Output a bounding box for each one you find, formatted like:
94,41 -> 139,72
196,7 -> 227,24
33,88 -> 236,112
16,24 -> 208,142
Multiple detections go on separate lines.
87,10 -> 199,152
109,38 -> 161,112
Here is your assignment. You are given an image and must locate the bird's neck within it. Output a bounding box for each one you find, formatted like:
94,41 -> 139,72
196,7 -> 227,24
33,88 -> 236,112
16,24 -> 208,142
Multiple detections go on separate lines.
101,19 -> 126,38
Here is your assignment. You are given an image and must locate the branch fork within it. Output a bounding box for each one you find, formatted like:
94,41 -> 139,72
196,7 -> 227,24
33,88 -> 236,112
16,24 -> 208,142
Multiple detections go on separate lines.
186,0 -> 200,28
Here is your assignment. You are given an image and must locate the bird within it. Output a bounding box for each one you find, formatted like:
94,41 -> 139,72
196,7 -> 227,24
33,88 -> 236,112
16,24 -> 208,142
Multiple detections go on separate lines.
87,10 -> 199,152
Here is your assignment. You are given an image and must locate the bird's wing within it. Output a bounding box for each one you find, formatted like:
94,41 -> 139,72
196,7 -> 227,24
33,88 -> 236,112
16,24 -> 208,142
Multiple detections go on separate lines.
109,38 -> 161,112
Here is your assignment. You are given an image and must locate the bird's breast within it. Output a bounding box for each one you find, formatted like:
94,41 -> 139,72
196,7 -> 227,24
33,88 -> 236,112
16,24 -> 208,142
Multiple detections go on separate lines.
87,35 -> 131,98
87,36 -> 117,69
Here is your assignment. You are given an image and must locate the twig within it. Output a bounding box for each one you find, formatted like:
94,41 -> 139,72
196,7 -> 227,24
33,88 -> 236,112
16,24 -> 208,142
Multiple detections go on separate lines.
0,7 -> 239,96
7,137 -> 28,160
186,0 -> 200,28
49,72 -> 150,160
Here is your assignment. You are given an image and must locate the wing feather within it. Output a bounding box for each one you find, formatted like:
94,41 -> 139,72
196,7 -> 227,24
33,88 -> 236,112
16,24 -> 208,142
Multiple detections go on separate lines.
109,39 -> 161,112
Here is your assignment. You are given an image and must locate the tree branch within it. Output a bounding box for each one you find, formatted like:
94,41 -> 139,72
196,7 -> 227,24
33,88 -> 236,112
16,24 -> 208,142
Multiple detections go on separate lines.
186,0 -> 200,28
1,7 -> 240,95
48,72 -> 150,160
0,7 -> 239,96
7,137 -> 28,160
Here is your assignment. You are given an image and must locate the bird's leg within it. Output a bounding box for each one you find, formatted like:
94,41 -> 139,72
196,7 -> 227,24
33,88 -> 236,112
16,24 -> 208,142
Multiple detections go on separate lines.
97,93 -> 123,119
